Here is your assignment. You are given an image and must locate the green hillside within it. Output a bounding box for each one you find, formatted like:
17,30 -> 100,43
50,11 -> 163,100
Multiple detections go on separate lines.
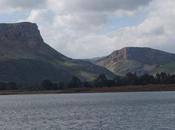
0,22 -> 115,85
94,47 -> 175,76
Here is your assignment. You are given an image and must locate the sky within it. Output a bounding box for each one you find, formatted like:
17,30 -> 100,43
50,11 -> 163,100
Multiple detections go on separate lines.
0,0 -> 175,59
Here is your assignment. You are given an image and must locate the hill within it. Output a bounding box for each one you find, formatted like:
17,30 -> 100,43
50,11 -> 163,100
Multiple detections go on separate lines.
93,47 -> 175,76
0,22 -> 115,85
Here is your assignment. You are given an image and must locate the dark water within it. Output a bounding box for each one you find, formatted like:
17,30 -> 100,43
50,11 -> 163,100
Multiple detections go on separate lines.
0,92 -> 175,130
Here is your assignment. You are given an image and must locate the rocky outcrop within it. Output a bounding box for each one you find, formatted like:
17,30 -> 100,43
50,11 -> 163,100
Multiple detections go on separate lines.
0,23 -> 39,38
0,22 -> 43,48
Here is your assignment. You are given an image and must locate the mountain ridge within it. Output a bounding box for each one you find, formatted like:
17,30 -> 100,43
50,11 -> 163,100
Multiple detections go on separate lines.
0,22 -> 115,85
93,47 -> 175,76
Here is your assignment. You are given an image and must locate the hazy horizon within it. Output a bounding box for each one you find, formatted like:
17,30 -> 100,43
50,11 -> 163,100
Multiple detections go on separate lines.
0,0 -> 175,59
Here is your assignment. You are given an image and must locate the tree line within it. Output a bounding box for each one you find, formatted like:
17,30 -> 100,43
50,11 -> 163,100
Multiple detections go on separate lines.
40,72 -> 175,90
0,72 -> 174,90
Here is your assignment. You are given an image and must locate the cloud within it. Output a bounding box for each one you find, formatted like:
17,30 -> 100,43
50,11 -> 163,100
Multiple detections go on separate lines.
110,0 -> 175,50
27,9 -> 55,25
5,0 -> 175,59
61,0 -> 151,12
0,0 -> 47,12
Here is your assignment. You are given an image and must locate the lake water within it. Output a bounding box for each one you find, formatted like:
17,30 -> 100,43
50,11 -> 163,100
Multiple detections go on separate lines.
0,92 -> 175,130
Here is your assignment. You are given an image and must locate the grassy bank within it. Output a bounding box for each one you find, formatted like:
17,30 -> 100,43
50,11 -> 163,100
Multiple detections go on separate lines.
0,84 -> 175,95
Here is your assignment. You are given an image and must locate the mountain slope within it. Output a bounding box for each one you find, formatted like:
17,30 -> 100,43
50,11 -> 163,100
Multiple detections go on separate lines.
94,47 -> 175,76
0,22 -> 115,85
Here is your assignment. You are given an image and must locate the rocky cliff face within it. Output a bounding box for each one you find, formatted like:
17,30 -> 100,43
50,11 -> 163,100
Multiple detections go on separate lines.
0,22 -> 41,40
0,22 -> 43,49
94,47 -> 175,76
0,22 -> 115,86
0,22 -> 67,61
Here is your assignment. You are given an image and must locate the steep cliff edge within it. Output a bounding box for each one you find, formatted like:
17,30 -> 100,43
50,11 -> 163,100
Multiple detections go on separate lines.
0,22 -> 115,85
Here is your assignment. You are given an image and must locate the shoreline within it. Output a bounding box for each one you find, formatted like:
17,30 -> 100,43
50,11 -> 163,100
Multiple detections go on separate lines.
0,84 -> 175,95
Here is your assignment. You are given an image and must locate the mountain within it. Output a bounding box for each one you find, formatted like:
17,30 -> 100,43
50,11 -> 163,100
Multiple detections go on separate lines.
0,22 -> 115,85
93,47 -> 175,76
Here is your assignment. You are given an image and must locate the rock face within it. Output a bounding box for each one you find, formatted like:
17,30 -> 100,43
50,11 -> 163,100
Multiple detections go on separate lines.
0,22 -> 42,42
0,22 -> 115,86
0,22 -> 67,60
94,47 -> 175,76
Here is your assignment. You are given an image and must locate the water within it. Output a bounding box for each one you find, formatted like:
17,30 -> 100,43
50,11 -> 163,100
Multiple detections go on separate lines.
0,92 -> 175,130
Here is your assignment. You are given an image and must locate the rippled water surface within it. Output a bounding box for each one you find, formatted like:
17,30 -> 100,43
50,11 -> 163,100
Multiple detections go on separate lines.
0,92 -> 175,130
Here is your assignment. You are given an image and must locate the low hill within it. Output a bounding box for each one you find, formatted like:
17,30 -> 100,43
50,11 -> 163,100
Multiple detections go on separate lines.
93,47 -> 175,76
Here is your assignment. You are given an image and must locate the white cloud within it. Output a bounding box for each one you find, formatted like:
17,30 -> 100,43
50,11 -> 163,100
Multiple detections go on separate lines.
2,0 -> 175,59
109,0 -> 175,51
27,9 -> 54,25
25,0 -> 153,58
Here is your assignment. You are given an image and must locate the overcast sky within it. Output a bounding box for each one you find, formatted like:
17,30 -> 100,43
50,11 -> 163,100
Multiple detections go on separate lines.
0,0 -> 175,59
